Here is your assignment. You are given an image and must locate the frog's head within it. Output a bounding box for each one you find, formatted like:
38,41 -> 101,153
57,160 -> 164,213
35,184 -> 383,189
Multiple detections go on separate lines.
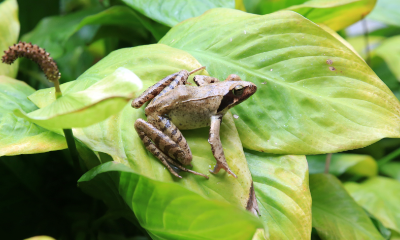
216,74 -> 257,114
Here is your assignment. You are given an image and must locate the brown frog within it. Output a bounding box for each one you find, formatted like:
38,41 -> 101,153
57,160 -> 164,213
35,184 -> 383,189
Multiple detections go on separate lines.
132,66 -> 257,179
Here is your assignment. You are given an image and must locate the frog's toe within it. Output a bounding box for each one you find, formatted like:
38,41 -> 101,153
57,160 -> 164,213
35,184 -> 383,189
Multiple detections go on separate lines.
210,163 -> 237,178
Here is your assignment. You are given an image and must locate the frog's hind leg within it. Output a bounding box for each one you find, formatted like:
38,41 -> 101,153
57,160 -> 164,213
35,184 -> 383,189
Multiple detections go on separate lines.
135,118 -> 208,179
149,115 -> 193,165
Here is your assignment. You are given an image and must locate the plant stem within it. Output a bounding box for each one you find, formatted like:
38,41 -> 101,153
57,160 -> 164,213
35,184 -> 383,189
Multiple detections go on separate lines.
362,19 -> 371,66
378,147 -> 400,167
325,153 -> 332,173
54,79 -> 81,174
54,78 -> 63,99
63,128 -> 81,174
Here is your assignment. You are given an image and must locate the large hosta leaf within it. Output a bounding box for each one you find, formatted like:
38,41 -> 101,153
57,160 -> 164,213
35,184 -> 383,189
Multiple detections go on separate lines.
246,152 -> 311,240
78,161 -> 262,240
22,6 -> 152,59
15,67 -> 142,129
311,174 -> 384,240
244,0 -> 376,31
368,0 -> 400,27
0,0 -> 19,77
345,177 -> 400,234
0,76 -> 66,156
307,154 -> 378,177
375,36 -> 400,82
121,0 -> 235,27
28,44 -> 256,213
161,9 -> 400,155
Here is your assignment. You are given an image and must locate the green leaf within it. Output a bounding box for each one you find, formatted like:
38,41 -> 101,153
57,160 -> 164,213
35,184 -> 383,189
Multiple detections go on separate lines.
375,36 -> 400,82
28,44 -> 256,213
0,0 -> 19,77
346,36 -> 385,60
345,177 -> 400,234
244,0 -> 376,31
368,0 -> 400,27
380,162 -> 400,181
121,0 -> 235,27
78,161 -> 262,240
160,8 -> 400,155
307,154 -> 378,177
246,152 -> 312,240
0,76 -> 66,156
15,66 -> 142,129
288,0 -> 376,31
21,6 -> 152,59
311,174 -> 384,240
21,7 -> 100,59
25,236 -> 55,240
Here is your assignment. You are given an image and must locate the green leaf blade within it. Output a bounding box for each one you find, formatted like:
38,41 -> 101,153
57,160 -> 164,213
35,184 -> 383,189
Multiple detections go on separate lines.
380,162 -> 400,181
0,76 -> 66,156
246,152 -> 312,240
79,161 -> 262,240
368,0 -> 400,27
244,0 -> 376,31
29,44 -> 256,213
161,8 -> 400,155
16,67 -> 142,129
345,177 -> 400,234
311,174 -> 385,240
0,0 -> 19,77
121,0 -> 235,27
307,153 -> 378,177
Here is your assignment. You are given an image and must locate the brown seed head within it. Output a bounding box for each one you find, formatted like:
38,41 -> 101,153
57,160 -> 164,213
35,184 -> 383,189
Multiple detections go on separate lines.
1,41 -> 61,82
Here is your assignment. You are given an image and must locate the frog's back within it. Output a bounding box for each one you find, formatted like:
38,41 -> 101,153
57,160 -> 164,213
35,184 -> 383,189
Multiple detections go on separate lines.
146,85 -> 224,130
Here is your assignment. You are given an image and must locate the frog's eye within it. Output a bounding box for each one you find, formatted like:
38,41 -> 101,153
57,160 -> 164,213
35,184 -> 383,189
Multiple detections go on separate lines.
232,85 -> 244,96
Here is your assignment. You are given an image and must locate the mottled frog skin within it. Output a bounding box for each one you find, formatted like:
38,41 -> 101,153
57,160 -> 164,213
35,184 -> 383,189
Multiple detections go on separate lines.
132,66 -> 257,179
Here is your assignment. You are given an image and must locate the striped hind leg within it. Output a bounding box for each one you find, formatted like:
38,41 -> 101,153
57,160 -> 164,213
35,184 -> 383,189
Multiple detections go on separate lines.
135,118 -> 208,179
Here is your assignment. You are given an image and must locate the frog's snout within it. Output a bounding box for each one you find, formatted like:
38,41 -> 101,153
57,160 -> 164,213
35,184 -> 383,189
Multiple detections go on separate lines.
246,82 -> 257,96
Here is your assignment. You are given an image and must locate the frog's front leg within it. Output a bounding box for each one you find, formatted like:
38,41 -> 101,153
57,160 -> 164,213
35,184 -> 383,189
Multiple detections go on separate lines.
134,118 -> 208,179
208,115 -> 237,178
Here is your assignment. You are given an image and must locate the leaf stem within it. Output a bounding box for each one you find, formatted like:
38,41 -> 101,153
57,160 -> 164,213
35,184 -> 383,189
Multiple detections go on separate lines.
378,147 -> 400,167
63,128 -> 81,174
362,19 -> 371,66
54,79 -> 63,99
325,153 -> 332,173
54,79 -> 81,174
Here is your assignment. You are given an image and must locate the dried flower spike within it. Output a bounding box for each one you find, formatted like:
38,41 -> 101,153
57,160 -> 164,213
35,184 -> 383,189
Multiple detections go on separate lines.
1,41 -> 61,82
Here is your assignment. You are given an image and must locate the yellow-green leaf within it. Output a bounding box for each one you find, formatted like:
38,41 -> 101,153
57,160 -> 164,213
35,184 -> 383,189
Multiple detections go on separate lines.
0,0 -> 19,77
311,174 -> 384,240
0,76 -> 66,156
244,0 -> 376,31
15,67 -> 142,129
28,44 -> 255,212
246,152 -> 312,240
345,177 -> 400,234
307,154 -> 378,177
161,8 -> 400,155
78,161 -> 262,240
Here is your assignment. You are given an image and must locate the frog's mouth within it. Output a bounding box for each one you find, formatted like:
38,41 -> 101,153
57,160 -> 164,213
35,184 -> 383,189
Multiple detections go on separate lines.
217,84 -> 257,113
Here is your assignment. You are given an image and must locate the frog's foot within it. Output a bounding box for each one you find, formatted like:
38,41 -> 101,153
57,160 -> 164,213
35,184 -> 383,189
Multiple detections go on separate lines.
209,162 -> 237,178
168,160 -> 209,179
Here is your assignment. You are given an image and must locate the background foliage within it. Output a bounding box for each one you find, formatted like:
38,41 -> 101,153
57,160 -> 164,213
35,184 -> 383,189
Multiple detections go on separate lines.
1,0 -> 400,239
